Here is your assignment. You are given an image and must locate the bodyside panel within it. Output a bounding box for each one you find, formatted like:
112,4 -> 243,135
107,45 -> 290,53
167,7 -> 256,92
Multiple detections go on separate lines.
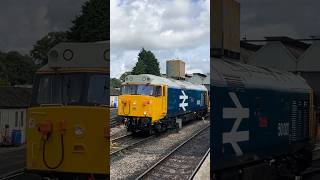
167,87 -> 207,117
211,86 -> 310,170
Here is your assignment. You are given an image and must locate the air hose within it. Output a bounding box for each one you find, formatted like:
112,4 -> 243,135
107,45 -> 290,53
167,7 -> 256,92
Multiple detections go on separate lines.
42,134 -> 65,169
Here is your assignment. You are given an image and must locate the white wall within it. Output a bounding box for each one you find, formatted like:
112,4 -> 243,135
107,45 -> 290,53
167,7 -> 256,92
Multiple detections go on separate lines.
0,108 -> 26,144
110,96 -> 118,107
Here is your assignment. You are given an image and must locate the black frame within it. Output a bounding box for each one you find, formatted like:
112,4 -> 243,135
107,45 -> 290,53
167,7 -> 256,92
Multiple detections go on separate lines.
30,72 -> 109,107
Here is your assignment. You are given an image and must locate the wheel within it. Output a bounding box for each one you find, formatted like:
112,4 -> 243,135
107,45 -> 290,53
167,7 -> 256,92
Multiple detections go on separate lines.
143,126 -> 153,136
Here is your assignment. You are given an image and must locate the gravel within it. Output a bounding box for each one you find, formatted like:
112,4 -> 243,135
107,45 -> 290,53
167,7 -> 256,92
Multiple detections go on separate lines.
142,127 -> 210,180
111,125 -> 130,140
110,119 -> 210,180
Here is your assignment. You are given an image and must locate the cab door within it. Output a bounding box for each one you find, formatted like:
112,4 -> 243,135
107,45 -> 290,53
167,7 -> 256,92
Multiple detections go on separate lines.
161,85 -> 167,118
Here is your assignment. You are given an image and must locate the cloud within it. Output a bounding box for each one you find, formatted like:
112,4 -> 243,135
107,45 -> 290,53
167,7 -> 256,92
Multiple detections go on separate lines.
0,0 -> 86,54
111,0 -> 210,78
240,0 -> 320,39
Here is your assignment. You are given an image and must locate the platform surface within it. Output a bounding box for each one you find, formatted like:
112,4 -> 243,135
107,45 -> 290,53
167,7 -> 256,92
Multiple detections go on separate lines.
193,153 -> 210,180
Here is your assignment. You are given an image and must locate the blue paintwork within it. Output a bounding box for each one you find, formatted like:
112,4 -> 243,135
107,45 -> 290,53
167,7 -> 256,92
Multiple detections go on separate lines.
211,85 -> 310,170
167,87 -> 207,118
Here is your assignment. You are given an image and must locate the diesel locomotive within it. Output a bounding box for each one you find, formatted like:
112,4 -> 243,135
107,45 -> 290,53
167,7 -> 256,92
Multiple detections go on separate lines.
26,42 -> 109,179
118,74 -> 209,134
211,58 -> 318,179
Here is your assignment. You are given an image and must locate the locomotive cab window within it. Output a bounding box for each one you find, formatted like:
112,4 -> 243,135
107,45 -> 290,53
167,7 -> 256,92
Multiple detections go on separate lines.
32,73 -> 108,106
154,86 -> 162,96
87,74 -> 108,105
121,84 -> 162,96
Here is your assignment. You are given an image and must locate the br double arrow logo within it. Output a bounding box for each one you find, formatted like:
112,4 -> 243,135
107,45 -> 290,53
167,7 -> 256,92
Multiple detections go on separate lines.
179,90 -> 188,111
222,92 -> 249,156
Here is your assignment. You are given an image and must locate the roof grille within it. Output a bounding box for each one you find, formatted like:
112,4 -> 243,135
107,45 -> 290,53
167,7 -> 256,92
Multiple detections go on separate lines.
223,74 -> 245,89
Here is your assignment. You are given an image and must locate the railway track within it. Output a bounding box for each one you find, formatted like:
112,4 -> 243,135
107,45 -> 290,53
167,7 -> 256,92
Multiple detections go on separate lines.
0,168 -> 24,180
111,134 -> 155,156
111,117 -> 123,128
135,125 -> 210,180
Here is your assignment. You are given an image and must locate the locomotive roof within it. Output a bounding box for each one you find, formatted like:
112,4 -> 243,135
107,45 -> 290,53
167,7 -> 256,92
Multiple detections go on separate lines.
124,74 -> 207,91
38,41 -> 109,72
211,58 -> 311,93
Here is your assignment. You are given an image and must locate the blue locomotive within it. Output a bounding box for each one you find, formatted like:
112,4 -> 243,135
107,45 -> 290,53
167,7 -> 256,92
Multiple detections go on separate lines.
211,59 -> 317,179
118,74 -> 209,134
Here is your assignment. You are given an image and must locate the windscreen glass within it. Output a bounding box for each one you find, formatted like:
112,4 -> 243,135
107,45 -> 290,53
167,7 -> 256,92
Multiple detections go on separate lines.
33,73 -> 108,106
87,74 -> 108,105
121,84 -> 161,96
36,74 -> 84,105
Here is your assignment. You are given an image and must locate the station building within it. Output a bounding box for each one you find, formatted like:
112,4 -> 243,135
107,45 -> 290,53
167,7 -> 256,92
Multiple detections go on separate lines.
0,87 -> 31,144
185,73 -> 210,92
242,36 -> 320,104
110,88 -> 120,107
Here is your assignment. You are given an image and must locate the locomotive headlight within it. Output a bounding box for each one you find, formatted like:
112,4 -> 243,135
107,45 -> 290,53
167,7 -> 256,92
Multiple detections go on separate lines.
133,101 -> 136,105
144,111 -> 147,116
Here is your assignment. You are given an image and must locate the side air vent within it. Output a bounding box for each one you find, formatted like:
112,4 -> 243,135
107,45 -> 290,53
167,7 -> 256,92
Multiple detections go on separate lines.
223,74 -> 245,89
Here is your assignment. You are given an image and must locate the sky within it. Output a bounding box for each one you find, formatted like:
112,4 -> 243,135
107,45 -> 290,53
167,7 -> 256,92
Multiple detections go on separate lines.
110,0 -> 210,78
0,0 -> 86,54
240,0 -> 320,40
0,0 -> 319,72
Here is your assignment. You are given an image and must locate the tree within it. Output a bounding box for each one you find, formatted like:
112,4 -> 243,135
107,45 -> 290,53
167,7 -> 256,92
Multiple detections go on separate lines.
111,78 -> 121,88
132,48 -> 161,76
1,51 -> 37,85
30,31 -> 68,66
120,71 -> 132,82
30,0 -> 107,66
67,0 -> 108,42
0,53 -> 9,86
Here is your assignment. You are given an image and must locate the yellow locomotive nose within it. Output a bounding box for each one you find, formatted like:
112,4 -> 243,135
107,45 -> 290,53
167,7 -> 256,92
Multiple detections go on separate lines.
143,100 -> 151,106
118,95 -> 154,118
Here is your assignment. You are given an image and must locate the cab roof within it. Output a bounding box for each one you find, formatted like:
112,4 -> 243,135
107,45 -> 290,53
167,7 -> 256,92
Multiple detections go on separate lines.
124,74 -> 207,91
38,41 -> 109,73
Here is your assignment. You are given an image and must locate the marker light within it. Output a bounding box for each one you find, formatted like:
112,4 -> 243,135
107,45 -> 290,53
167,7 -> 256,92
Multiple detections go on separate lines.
143,100 -> 150,106
74,126 -> 84,137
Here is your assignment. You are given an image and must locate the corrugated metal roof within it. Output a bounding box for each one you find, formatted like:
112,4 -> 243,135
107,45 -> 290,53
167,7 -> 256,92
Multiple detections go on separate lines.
297,41 -> 320,71
110,88 -> 120,96
247,41 -> 298,71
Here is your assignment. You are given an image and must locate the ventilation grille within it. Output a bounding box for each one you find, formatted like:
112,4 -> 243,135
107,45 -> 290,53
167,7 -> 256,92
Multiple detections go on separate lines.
290,99 -> 309,143
223,74 -> 245,89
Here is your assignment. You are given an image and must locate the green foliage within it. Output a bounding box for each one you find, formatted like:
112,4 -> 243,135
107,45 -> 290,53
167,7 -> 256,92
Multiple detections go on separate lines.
111,78 -> 121,88
132,48 -> 161,76
0,51 -> 37,86
120,71 -> 132,82
30,32 -> 68,66
67,0 -> 108,42
30,0 -> 107,66
0,79 -> 9,86
0,55 -> 9,86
